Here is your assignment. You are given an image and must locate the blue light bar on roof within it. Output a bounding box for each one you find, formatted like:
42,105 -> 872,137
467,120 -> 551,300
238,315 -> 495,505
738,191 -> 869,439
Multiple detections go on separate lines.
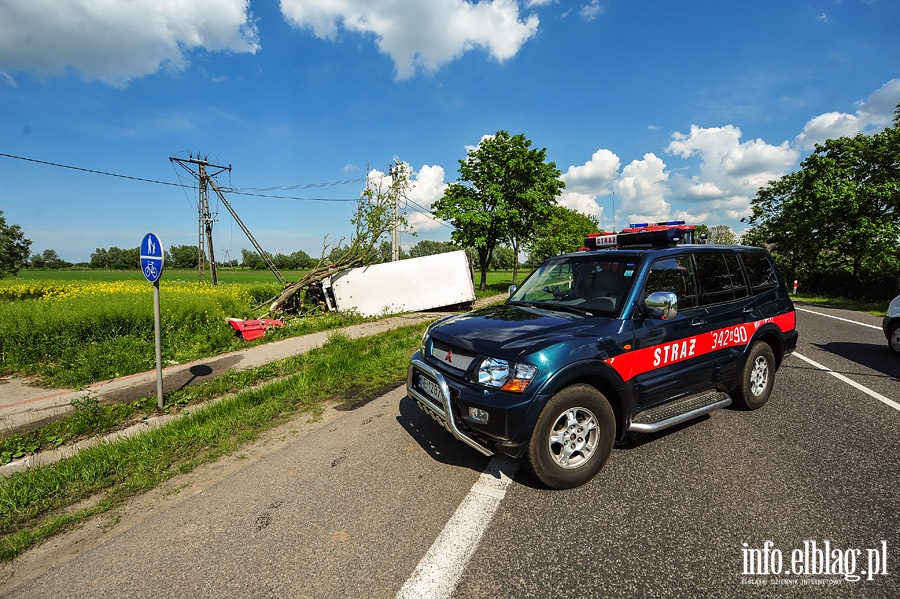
628,219 -> 686,228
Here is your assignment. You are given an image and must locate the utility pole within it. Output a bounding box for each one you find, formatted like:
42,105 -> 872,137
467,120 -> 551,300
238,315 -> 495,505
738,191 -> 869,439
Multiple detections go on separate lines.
170,155 -> 231,285
170,154 -> 286,287
389,162 -> 399,262
198,161 -> 218,284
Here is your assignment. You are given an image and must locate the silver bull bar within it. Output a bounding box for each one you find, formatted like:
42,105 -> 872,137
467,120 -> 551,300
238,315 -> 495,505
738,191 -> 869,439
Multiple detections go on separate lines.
407,358 -> 494,457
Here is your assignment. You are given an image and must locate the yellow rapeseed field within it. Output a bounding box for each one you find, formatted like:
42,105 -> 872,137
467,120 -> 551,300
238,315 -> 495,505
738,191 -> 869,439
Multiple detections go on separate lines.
0,280 -> 253,304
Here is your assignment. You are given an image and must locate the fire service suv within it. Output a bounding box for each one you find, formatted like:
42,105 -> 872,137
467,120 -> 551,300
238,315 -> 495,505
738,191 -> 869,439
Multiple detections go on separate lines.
407,222 -> 798,489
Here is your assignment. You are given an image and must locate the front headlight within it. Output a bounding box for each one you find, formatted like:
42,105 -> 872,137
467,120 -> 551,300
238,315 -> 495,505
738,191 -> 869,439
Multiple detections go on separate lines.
474,357 -> 537,393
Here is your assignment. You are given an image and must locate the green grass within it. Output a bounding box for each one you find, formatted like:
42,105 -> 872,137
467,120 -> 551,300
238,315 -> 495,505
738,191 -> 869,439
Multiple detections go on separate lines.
791,293 -> 891,316
0,324 -> 427,561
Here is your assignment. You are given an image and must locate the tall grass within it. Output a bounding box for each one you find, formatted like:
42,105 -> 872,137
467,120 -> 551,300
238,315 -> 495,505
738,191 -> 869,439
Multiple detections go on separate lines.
0,281 -> 270,387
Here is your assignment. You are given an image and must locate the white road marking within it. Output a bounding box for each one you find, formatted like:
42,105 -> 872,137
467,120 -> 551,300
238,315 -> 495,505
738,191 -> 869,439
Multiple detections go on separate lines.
796,307 -> 882,330
793,352 -> 900,413
396,455 -> 519,599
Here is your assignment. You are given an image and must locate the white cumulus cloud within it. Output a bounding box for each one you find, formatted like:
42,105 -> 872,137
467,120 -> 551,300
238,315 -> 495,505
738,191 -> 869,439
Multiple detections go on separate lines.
0,0 -> 259,85
405,164 -> 448,232
668,124 -> 797,196
794,78 -> 900,149
558,148 -> 620,221
558,192 -> 604,220
279,0 -> 539,79
613,153 -> 671,223
561,149 -> 620,194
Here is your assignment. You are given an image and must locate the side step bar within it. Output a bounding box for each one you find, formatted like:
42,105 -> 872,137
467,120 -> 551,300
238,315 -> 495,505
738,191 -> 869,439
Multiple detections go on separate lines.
628,390 -> 732,433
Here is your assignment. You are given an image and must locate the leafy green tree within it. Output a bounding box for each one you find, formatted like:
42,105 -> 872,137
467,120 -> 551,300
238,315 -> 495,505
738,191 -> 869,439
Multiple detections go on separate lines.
526,205 -> 599,264
241,249 -> 263,269
89,246 -> 139,269
327,245 -> 350,264
89,248 -> 108,269
708,225 -> 738,245
694,223 -> 710,242
167,245 -> 203,269
272,250 -> 314,269
272,252 -> 291,270
0,211 -> 31,278
44,249 -> 66,268
30,249 -> 68,269
407,239 -> 459,258
744,105 -> 900,287
289,250 -> 313,269
432,131 -> 565,289
374,240 -> 408,263
490,245 -> 516,270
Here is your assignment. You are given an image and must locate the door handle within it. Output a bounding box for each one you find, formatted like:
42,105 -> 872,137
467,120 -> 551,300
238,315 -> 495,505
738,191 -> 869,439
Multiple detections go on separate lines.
690,318 -> 707,327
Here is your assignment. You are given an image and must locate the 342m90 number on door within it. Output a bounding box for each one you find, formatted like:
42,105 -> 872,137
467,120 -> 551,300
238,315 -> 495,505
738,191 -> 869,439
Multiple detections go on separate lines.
711,325 -> 749,351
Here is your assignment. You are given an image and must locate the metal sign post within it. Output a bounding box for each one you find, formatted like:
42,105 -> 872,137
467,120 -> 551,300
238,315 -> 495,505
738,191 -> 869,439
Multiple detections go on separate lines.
140,233 -> 165,409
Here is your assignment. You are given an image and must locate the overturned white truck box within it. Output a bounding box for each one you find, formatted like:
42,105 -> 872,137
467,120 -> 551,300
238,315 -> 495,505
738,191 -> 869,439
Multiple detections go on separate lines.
321,250 -> 476,317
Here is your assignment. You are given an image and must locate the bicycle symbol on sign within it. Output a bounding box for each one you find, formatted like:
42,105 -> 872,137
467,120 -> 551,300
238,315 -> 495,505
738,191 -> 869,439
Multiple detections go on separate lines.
144,262 -> 158,279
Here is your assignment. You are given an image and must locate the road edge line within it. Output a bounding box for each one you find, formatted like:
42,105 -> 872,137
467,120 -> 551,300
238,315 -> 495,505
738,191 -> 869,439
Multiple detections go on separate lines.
792,351 -> 900,413
396,455 -> 520,599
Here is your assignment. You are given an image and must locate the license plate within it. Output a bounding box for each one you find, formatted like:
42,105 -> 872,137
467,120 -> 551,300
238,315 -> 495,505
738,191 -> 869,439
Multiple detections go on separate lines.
417,373 -> 443,404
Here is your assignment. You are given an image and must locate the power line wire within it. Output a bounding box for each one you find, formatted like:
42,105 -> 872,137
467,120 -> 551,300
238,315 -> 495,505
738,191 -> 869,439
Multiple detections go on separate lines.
220,178 -> 367,192
1,152 -> 187,188
404,197 -> 453,230
0,152 -> 362,202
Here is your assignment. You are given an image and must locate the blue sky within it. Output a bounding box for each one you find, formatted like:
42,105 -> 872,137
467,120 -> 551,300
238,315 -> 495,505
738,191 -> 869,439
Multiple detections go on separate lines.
1,0 -> 899,264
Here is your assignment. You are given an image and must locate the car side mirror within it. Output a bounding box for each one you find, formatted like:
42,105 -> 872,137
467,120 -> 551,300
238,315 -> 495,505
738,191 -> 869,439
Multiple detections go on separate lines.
645,291 -> 678,320
508,284 -> 518,298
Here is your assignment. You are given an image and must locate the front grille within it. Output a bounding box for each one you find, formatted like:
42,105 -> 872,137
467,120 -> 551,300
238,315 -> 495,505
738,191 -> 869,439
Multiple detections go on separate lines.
430,339 -> 477,373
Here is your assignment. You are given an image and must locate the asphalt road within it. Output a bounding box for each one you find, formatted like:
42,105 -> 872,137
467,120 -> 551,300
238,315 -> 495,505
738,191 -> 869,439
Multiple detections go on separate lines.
2,301 -> 898,598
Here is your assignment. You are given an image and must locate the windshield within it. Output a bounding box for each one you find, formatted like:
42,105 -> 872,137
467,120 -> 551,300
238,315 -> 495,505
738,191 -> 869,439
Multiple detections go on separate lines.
509,254 -> 640,316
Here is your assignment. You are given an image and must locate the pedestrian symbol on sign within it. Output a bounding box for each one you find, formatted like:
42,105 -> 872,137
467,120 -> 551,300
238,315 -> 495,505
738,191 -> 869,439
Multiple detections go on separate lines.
140,232 -> 164,284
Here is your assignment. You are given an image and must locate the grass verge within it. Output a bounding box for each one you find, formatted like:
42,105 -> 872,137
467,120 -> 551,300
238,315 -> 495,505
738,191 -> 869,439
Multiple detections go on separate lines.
0,323 -> 427,562
791,294 -> 891,317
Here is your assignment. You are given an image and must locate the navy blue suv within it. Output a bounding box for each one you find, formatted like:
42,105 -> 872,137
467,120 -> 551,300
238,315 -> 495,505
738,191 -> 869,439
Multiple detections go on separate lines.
407,238 -> 798,489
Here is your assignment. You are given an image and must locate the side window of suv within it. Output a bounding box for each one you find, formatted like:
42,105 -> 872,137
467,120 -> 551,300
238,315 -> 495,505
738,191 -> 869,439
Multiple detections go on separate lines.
645,255 -> 698,309
740,252 -> 778,295
696,253 -> 747,305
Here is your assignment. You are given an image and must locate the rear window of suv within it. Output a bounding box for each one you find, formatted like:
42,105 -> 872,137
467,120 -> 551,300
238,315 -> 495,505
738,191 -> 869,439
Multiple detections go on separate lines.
740,251 -> 779,294
696,253 -> 749,306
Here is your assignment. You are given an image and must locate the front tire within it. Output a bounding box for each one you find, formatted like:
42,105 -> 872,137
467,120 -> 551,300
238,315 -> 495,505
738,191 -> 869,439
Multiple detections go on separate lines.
888,322 -> 900,356
526,384 -> 615,489
731,342 -> 775,410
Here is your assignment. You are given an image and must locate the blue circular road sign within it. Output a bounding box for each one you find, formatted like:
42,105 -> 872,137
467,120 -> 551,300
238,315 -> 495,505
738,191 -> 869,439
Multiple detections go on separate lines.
140,232 -> 165,283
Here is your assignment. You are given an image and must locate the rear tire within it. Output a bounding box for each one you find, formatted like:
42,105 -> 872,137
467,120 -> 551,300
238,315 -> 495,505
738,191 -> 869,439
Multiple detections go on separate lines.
526,384 -> 615,489
731,342 -> 775,410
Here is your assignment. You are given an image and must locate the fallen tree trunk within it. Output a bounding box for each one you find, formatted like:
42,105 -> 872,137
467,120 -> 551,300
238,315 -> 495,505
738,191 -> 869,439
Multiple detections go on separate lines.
265,162 -> 411,315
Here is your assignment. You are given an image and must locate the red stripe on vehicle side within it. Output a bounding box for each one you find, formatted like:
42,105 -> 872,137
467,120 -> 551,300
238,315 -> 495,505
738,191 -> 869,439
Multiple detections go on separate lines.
604,311 -> 796,382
